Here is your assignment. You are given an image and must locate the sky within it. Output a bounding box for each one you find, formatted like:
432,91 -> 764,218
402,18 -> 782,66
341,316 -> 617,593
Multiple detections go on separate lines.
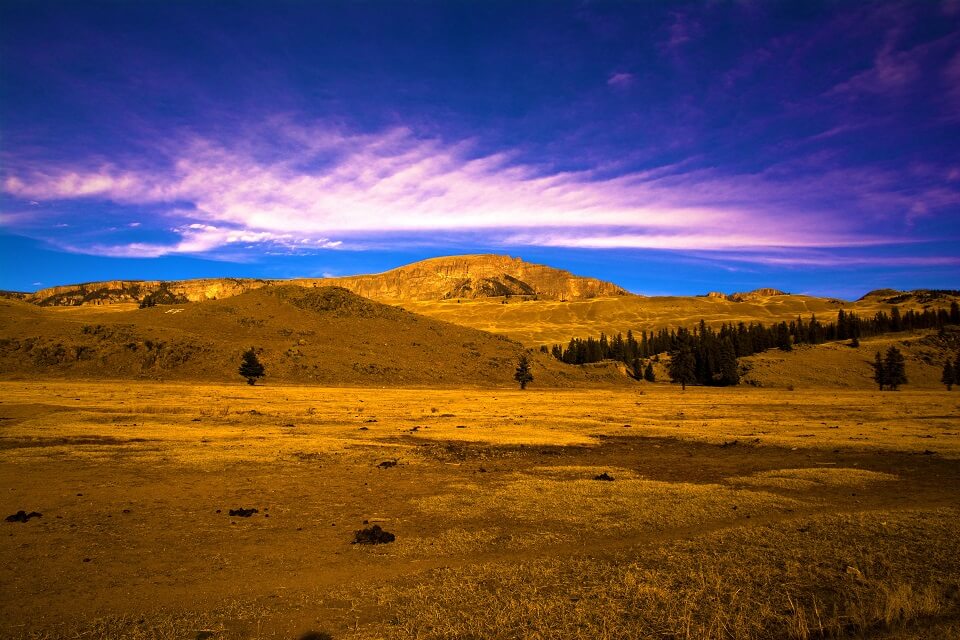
1,1 -> 959,298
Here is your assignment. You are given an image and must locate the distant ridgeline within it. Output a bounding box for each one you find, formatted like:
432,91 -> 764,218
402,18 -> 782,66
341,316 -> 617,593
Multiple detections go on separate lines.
549,303 -> 960,386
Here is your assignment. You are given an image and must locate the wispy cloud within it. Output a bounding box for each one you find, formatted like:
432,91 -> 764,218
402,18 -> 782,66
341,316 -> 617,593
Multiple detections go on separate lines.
663,11 -> 700,52
607,72 -> 634,88
1,123 -> 956,258
828,31 -> 958,98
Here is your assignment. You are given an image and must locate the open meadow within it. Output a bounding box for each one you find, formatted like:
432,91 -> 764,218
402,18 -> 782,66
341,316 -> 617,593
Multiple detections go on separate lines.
2,380 -> 959,639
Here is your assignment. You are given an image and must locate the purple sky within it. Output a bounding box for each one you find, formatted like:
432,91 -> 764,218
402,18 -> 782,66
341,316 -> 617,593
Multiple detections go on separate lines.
1,1 -> 958,297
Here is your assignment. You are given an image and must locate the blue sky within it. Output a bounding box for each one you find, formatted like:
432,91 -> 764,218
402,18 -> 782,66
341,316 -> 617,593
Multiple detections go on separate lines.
1,1 -> 958,298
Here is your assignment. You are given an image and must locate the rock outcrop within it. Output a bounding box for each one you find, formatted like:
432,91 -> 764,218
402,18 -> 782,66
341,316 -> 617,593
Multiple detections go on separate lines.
703,288 -> 787,302
21,255 -> 628,306
298,254 -> 628,302
24,278 -> 270,307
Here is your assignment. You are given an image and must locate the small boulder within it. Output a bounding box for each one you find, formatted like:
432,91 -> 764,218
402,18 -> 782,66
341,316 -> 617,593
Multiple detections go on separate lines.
352,524 -> 395,545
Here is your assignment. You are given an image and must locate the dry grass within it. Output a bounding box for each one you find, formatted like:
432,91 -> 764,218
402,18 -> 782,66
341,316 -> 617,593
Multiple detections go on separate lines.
414,473 -> 803,533
350,509 -> 960,640
2,380 -> 958,639
1,380 -> 958,457
728,467 -> 900,491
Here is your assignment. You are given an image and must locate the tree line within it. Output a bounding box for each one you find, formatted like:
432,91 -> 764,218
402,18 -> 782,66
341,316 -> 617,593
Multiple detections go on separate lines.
549,303 -> 960,387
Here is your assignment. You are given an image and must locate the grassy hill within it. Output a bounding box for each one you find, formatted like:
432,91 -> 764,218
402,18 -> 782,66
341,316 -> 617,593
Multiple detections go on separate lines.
739,329 -> 960,390
401,291 -> 959,346
0,286 -> 628,387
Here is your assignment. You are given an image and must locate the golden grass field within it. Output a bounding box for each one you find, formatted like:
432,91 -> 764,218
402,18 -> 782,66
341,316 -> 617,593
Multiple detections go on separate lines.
2,380 -> 959,639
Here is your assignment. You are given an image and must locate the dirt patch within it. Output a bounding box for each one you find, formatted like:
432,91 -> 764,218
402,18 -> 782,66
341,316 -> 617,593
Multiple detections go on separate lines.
0,435 -> 154,450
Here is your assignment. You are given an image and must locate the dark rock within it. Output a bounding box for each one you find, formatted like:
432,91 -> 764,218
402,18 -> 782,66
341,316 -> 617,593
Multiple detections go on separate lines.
593,472 -> 615,481
352,524 -> 395,545
377,460 -> 398,469
228,508 -> 258,517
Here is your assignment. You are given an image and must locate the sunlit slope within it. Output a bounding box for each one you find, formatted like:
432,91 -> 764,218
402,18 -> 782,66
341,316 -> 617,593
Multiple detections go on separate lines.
740,329 -> 959,390
0,286 -> 627,387
402,292 -> 948,346
15,254 -> 627,306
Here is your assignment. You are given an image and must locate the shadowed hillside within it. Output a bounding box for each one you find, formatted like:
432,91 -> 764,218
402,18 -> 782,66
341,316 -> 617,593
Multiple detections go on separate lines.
0,286 -> 627,387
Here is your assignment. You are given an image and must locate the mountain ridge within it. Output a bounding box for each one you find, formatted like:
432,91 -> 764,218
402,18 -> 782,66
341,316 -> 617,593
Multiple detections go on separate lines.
13,254 -> 627,307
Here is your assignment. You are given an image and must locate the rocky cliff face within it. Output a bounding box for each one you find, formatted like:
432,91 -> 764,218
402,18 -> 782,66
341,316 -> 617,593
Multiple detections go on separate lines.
703,288 -> 788,302
298,254 -> 628,301
20,255 -> 628,306
24,278 -> 270,306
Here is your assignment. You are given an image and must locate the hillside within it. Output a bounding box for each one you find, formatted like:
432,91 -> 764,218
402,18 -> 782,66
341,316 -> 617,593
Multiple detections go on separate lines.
17,254 -> 627,307
7,255 -> 957,350
0,286 -> 627,387
402,291 -> 960,346
739,328 -> 960,390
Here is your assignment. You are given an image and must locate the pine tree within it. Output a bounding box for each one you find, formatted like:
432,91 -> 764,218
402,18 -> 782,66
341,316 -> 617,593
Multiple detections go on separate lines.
630,357 -> 642,380
643,361 -> 656,382
884,346 -> 907,390
717,337 -> 739,386
951,301 -> 960,325
239,347 -> 265,385
669,344 -> 697,391
942,360 -> 955,391
872,351 -> 886,391
776,322 -> 792,351
514,354 -> 533,390
891,306 -> 903,331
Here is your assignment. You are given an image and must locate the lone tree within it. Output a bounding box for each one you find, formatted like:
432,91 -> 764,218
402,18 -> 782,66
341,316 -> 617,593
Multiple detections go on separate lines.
884,346 -> 907,390
669,344 -> 697,391
872,351 -> 887,390
943,359 -> 955,391
239,347 -> 265,385
514,354 -> 533,390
